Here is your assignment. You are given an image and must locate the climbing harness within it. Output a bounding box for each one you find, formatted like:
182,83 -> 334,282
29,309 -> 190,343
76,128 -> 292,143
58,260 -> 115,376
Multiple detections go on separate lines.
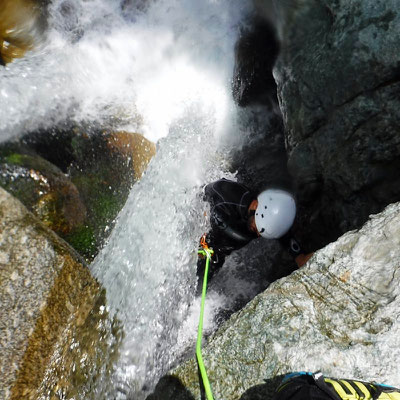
276,372 -> 400,400
197,234 -> 215,400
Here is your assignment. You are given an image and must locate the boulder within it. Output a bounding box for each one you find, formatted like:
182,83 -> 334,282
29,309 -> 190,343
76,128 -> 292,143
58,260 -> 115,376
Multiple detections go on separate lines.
66,129 -> 155,259
2,127 -> 156,260
158,201 -> 400,400
0,187 -> 119,399
65,130 -> 137,260
0,0 -> 47,65
0,147 -> 87,235
106,131 -> 156,180
272,0 -> 400,250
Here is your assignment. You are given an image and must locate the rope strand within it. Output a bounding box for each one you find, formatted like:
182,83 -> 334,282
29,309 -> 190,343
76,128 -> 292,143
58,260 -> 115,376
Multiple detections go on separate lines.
197,242 -> 214,400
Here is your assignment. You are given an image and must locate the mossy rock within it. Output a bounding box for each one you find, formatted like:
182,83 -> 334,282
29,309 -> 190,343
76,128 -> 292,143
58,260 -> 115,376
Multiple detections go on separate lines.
64,225 -> 97,260
19,126 -> 156,260
67,132 -> 137,260
61,129 -> 155,260
1,127 -> 156,260
0,146 -> 87,237
0,187 -> 122,400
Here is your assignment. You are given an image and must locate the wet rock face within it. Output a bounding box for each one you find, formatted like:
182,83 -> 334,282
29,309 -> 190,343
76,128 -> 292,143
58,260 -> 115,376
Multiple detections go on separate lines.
121,0 -> 153,19
0,127 -> 155,260
231,112 -> 291,194
0,0 -> 47,64
0,188 -> 119,400
272,0 -> 400,249
106,131 -> 156,180
232,17 -> 280,108
163,202 -> 400,400
0,145 -> 87,235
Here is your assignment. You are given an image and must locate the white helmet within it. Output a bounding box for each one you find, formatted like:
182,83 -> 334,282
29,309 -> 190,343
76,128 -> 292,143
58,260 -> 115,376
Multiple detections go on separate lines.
255,189 -> 296,239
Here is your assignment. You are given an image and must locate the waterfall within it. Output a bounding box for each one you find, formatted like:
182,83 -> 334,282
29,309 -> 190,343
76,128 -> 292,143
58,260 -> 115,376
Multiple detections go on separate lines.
1,0 -> 254,397
88,1 -> 254,396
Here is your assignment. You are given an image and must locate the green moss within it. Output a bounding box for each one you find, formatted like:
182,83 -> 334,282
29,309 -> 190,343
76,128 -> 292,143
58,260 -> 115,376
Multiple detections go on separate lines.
65,226 -> 97,261
0,131 -> 134,261
5,153 -> 24,165
71,170 -> 130,258
92,191 -> 122,222
3,152 -> 62,175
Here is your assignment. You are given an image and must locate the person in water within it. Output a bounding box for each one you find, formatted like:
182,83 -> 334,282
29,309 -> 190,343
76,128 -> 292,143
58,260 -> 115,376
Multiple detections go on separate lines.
198,178 -> 312,279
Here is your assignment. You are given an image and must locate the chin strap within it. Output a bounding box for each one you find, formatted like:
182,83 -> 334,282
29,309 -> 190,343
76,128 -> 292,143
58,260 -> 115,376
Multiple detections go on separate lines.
196,234 -> 215,400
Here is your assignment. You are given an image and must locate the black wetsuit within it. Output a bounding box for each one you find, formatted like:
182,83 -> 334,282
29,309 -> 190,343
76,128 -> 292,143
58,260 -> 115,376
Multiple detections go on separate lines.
197,179 -> 257,280
198,179 -> 302,282
204,179 -> 257,254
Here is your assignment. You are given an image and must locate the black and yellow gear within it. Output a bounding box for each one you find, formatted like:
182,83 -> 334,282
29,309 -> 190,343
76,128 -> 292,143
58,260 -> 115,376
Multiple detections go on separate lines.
274,372 -> 400,400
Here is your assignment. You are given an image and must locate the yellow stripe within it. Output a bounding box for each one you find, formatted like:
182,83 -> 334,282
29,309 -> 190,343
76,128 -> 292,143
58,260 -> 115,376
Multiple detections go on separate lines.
325,379 -> 354,400
353,381 -> 372,400
340,381 -> 358,398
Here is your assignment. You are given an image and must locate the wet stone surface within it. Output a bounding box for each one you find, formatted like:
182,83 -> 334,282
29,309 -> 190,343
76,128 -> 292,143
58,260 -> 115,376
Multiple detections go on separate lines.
0,187 -> 121,400
158,202 -> 400,400
273,0 -> 400,251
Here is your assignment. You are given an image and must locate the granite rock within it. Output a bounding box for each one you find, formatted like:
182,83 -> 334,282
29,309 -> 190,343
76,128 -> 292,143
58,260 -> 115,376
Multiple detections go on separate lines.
162,201 -> 400,400
0,187 -> 118,399
272,0 -> 400,249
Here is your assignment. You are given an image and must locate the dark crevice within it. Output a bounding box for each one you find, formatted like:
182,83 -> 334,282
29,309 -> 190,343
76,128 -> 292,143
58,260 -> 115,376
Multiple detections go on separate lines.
232,16 -> 280,108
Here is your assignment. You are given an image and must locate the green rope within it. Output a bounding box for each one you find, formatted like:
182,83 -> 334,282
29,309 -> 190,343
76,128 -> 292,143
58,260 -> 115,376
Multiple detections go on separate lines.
197,247 -> 215,400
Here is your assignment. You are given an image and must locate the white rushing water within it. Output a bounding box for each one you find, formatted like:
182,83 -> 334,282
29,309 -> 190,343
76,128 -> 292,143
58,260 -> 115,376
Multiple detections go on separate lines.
1,0 -> 254,397
0,0 -> 252,143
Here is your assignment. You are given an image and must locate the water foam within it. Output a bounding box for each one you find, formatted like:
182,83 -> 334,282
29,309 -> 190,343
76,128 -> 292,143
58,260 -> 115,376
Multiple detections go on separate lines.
1,0 -> 254,396
91,111 -> 234,398
0,0 -> 251,143
87,0 -> 253,396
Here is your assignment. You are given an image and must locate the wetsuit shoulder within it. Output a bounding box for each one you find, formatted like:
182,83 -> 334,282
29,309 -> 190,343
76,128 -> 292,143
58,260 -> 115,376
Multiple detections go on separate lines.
204,179 -> 253,213
204,179 -> 256,244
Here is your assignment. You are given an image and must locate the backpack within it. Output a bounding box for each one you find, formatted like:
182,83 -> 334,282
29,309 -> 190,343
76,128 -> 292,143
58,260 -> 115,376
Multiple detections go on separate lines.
274,372 -> 400,400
